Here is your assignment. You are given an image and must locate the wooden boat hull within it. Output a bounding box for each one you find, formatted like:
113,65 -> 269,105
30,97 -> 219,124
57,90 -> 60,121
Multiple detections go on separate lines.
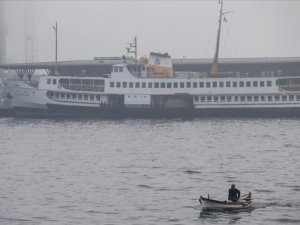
199,193 -> 252,210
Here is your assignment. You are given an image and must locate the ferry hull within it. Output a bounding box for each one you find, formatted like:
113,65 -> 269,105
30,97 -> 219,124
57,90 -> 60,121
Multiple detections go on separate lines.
14,104 -> 300,118
0,108 -> 15,117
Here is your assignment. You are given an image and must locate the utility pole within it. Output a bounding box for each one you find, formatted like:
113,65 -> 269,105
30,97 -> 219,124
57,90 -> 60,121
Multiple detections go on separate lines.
53,22 -> 58,75
0,1 -> 6,65
24,1 -> 35,63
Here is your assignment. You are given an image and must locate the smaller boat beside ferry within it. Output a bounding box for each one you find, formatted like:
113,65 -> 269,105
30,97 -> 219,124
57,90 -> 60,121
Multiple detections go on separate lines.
199,192 -> 253,210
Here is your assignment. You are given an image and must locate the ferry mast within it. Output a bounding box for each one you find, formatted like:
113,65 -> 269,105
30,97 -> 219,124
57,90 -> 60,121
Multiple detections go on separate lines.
210,0 -> 232,75
126,36 -> 137,62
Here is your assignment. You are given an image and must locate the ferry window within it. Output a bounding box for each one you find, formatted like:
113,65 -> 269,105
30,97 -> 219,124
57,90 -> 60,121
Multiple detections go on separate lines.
82,80 -> 91,85
123,82 -> 127,88
180,82 -> 184,88
161,83 -> 166,88
71,79 -> 81,85
46,91 -> 53,98
289,95 -> 294,101
226,96 -> 232,102
275,95 -> 280,101
154,82 -> 159,88
247,96 -> 252,101
219,82 -> 224,88
110,82 -> 114,88
66,94 -> 70,99
53,79 -> 57,85
260,81 -> 265,87
241,96 -> 245,102
94,80 -> 104,85
61,93 -> 65,99
72,94 -> 76,100
234,96 -> 238,102
246,81 -> 251,87
119,67 -> 123,72
200,96 -> 205,102
282,95 -> 287,101
142,82 -> 146,88
207,96 -> 212,102
194,96 -> 199,102
113,67 -> 118,72
167,82 -> 172,88
233,82 -> 237,87
253,81 -> 258,87
186,82 -> 191,88
254,96 -> 259,102
135,82 -> 140,88
268,96 -> 273,101
220,96 -> 225,102
84,94 -> 88,100
199,82 -> 204,88
206,82 -> 210,88
59,78 -> 67,84
90,95 -> 94,101
267,81 -> 272,87
261,96 -> 265,101
193,82 -> 197,88
213,96 -> 218,102
116,82 -> 121,88
55,93 -> 59,98
129,82 -> 133,88
213,82 -> 217,88
226,81 -> 231,87
148,82 -> 153,88
47,78 -> 51,84
174,82 -> 178,88
296,95 -> 300,101
239,81 -> 244,87
96,95 -> 100,101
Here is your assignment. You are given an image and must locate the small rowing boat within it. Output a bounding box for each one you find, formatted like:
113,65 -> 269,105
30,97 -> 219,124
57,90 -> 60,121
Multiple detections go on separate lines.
199,192 -> 252,210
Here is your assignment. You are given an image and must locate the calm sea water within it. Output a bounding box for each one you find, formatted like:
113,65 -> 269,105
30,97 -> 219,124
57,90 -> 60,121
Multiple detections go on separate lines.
0,117 -> 299,225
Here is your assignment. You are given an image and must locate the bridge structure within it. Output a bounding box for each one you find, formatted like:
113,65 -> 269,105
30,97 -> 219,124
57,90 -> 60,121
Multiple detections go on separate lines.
1,57 -> 300,80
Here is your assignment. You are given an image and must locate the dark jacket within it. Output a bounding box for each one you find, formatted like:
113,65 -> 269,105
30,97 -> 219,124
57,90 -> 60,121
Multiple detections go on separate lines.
228,187 -> 240,201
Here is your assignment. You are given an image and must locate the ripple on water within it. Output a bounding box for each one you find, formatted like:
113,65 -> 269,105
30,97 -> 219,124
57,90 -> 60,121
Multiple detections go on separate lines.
266,218 -> 300,224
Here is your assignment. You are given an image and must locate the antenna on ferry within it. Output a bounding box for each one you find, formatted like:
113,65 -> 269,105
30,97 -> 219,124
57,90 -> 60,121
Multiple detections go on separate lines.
210,0 -> 232,75
53,22 -> 58,75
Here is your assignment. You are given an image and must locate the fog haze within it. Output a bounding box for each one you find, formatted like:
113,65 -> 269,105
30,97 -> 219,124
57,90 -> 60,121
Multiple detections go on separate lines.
4,0 -> 300,63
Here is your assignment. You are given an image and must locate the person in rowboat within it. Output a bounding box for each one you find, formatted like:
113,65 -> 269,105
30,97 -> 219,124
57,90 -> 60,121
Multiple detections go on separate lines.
228,184 -> 240,202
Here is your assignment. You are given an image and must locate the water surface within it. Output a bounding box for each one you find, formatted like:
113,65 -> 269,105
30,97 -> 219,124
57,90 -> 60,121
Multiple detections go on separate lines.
0,118 -> 299,224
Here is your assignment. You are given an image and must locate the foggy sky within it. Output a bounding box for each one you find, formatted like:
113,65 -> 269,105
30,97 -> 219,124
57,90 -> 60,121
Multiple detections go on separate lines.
3,0 -> 300,63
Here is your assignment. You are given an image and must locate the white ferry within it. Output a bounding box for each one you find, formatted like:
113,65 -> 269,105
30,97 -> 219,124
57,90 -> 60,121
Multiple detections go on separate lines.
4,51 -> 300,118
3,0 -> 300,118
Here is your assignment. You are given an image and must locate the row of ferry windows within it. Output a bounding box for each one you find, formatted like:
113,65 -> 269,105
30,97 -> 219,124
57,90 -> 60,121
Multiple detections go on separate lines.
194,95 -> 300,102
47,92 -> 104,101
110,80 -> 272,88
